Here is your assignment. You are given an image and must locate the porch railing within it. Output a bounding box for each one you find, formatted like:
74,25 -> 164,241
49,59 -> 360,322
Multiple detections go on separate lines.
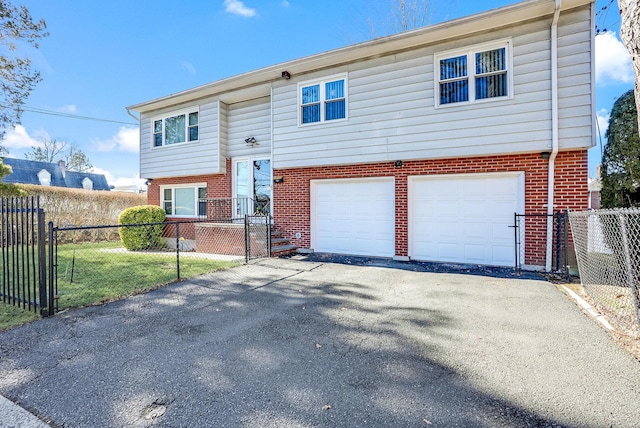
198,197 -> 270,221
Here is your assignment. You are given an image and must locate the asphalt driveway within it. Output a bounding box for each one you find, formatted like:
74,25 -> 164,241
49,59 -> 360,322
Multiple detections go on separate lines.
1,257 -> 639,427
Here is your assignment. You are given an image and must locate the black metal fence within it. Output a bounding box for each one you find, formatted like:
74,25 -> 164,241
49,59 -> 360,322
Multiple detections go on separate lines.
514,212 -> 569,279
1,196 -> 55,315
49,215 -> 271,313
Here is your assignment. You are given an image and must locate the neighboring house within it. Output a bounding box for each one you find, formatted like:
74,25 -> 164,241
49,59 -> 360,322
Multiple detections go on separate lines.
1,158 -> 110,191
128,0 -> 595,271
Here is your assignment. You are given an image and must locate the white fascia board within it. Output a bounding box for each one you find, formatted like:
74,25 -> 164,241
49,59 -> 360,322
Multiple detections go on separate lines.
127,0 -> 593,114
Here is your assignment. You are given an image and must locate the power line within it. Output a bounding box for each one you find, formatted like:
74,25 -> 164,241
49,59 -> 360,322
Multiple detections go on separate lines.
2,104 -> 139,126
595,0 -> 618,36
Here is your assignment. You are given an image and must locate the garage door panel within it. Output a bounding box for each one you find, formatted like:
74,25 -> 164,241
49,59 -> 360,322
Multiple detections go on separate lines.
312,178 -> 395,257
410,173 -> 523,267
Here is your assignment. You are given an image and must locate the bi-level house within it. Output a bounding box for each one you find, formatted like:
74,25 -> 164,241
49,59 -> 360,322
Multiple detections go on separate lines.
128,0 -> 595,271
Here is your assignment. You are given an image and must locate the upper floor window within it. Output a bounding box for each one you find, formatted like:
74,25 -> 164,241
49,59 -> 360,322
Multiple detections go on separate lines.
153,111 -> 199,147
435,40 -> 511,107
299,75 -> 347,125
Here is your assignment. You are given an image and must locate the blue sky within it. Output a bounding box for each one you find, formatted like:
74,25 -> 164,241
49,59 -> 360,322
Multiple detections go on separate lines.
1,0 -> 633,188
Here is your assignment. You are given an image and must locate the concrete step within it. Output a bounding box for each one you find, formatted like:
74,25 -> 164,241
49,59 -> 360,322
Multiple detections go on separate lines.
271,244 -> 298,256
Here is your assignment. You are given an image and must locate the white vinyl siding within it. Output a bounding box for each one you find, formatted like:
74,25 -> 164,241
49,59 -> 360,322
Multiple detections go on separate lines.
272,7 -> 592,169
226,97 -> 271,158
140,99 -> 222,179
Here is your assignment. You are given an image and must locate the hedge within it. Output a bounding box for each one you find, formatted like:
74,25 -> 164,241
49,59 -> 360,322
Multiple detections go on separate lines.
118,205 -> 167,251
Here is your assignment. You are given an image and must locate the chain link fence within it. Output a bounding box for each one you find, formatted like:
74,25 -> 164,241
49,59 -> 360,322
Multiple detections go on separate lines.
51,216 -> 270,312
568,209 -> 640,338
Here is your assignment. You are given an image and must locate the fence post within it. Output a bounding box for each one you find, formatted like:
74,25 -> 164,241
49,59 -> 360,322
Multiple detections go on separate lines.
563,210 -> 570,281
513,213 -> 519,273
267,215 -> 271,258
176,222 -> 180,282
245,214 -> 250,263
37,209 -> 47,316
618,212 -> 640,328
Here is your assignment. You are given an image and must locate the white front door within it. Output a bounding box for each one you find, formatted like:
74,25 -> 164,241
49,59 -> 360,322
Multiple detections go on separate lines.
233,158 -> 272,217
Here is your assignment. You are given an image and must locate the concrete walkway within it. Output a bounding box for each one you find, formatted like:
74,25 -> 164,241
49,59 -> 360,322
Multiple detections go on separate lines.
1,258 -> 639,427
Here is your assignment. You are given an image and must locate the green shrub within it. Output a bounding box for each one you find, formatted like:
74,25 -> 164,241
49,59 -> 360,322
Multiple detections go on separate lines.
118,205 -> 166,251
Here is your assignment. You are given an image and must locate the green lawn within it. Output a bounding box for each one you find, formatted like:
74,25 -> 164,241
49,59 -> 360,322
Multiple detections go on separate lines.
1,241 -> 240,329
0,303 -> 40,331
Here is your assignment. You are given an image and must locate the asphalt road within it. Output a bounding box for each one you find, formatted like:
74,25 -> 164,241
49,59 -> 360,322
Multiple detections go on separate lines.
1,257 -> 639,427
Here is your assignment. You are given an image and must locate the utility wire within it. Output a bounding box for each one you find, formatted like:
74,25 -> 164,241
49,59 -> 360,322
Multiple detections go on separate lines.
2,104 -> 138,126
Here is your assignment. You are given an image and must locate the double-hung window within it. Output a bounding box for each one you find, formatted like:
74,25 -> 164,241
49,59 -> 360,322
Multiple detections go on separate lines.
299,75 -> 347,125
436,40 -> 511,107
161,184 -> 207,217
153,111 -> 199,147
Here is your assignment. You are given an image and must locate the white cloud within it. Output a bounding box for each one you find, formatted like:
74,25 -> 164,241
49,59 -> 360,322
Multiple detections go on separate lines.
57,104 -> 77,113
2,125 -> 46,149
223,0 -> 256,17
281,0 -> 290,7
181,61 -> 196,76
596,108 -> 610,140
595,32 -> 634,85
89,166 -> 147,191
95,127 -> 139,153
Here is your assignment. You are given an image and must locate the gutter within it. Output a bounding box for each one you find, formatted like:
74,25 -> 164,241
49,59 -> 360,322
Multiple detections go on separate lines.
126,108 -> 140,122
545,0 -> 562,272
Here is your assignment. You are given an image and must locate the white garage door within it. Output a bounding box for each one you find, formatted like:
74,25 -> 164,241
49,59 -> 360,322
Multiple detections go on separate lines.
409,172 -> 524,266
311,178 -> 395,257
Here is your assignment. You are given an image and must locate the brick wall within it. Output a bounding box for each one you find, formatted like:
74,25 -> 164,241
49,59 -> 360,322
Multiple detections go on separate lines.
273,151 -> 588,267
147,158 -> 232,206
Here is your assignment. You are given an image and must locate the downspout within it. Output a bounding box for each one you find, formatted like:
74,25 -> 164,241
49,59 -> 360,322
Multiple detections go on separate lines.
545,0 -> 562,272
126,108 -> 139,122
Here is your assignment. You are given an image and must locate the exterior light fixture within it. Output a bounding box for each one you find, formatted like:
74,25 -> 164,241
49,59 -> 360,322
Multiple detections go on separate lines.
282,71 -> 291,80
394,160 -> 404,167
245,137 -> 257,146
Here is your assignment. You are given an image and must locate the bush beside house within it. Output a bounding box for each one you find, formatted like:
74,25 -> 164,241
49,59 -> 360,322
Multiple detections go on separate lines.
118,205 -> 166,251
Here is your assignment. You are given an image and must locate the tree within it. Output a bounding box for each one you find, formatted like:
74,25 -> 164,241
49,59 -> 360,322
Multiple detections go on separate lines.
349,0 -> 432,41
619,0 -> 640,134
0,1 -> 48,153
0,158 -> 23,195
601,90 -> 640,208
25,137 -> 92,172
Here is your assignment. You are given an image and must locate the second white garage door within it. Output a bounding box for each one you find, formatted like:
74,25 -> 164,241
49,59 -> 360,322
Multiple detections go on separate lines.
311,178 -> 395,257
409,172 -> 524,266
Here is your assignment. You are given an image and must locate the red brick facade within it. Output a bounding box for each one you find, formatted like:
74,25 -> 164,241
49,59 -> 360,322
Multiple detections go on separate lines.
147,152 -> 588,268
273,151 -> 588,267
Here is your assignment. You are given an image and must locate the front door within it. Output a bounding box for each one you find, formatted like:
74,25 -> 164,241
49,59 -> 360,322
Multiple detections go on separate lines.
234,158 -> 272,218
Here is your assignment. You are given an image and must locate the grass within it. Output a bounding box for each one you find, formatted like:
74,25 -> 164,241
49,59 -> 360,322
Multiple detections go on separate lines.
0,302 -> 40,331
1,241 -> 240,329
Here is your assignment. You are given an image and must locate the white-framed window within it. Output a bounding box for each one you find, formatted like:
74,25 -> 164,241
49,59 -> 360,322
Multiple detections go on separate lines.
299,74 -> 347,125
160,184 -> 207,217
82,177 -> 93,191
152,110 -> 199,147
435,39 -> 512,107
37,169 -> 51,186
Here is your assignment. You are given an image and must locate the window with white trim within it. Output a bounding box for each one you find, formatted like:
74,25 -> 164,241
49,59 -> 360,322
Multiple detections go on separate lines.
435,40 -> 511,107
161,185 -> 207,217
299,75 -> 347,125
153,111 -> 199,147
